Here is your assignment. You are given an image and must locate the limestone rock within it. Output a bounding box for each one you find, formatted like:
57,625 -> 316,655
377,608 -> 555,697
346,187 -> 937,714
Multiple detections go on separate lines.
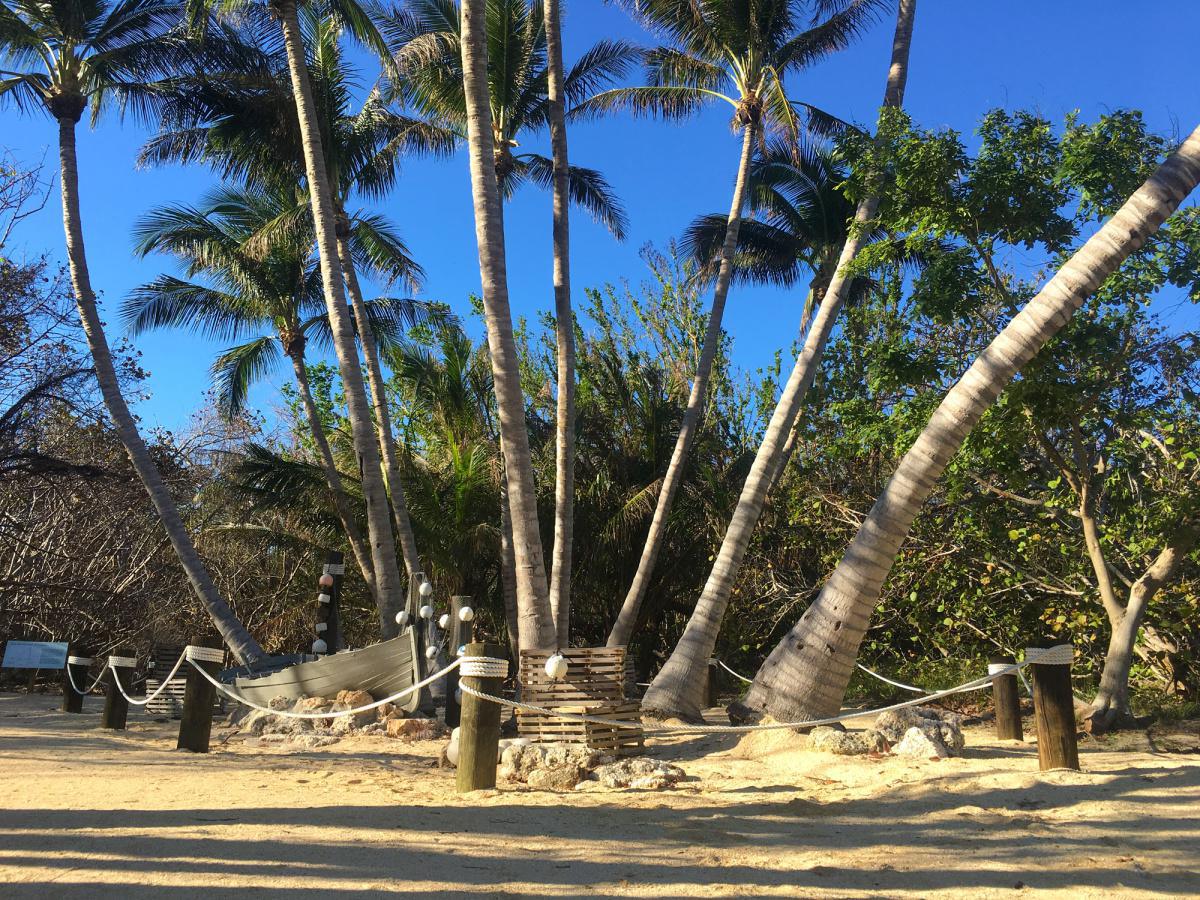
807,726 -> 889,755
289,734 -> 340,750
527,764 -> 588,792
591,758 -> 686,790
293,696 -> 333,714
874,706 -> 963,756
894,725 -> 952,759
386,717 -> 448,741
267,695 -> 292,711
376,702 -> 398,722
498,743 -> 609,787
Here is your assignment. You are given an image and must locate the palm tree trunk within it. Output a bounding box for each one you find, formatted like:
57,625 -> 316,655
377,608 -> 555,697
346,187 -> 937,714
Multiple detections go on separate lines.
542,0 -> 575,648
639,0 -> 919,718
335,230 -> 422,579
55,115 -> 265,664
735,124 -> 1200,723
460,0 -> 556,651
276,0 -> 406,637
1088,517 -> 1200,733
607,121 -> 756,648
286,347 -> 378,597
499,462 -> 521,662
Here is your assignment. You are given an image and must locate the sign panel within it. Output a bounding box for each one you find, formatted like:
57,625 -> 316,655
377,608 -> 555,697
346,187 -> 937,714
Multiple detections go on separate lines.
1,641 -> 69,669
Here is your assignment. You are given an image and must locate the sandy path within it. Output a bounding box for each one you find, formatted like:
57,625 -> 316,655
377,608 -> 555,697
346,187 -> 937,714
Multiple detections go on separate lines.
1,692 -> 1198,898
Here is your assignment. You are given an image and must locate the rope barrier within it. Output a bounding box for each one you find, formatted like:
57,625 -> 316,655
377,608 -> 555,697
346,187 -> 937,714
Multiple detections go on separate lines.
710,658 -> 754,684
458,646 -> 1073,734
65,661 -> 108,696
109,650 -> 188,706
459,657 -> 509,679
186,655 -> 464,719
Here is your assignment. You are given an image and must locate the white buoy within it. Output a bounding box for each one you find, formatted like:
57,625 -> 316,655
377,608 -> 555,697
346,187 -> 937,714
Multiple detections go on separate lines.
458,606 -> 474,622
419,580 -> 433,598
456,645 -> 466,657
312,638 -> 328,654
315,622 -> 327,632
419,604 -> 433,619
395,609 -> 410,626
425,645 -> 438,660
454,687 -> 462,703
438,613 -> 450,629
318,573 -> 334,588
545,653 -> 569,680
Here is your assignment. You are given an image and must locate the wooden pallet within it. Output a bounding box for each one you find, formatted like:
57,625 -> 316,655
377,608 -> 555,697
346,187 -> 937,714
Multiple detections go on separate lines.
517,647 -> 644,756
517,701 -> 645,757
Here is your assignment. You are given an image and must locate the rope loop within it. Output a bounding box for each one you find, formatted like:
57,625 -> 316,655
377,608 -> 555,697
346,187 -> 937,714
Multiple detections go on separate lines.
67,656 -> 93,666
185,645 -> 225,664
1024,644 -> 1073,666
459,656 -> 508,679
108,655 -> 137,669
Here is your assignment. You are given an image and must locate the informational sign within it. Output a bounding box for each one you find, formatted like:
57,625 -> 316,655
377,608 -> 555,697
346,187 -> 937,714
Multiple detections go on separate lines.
1,641 -> 69,670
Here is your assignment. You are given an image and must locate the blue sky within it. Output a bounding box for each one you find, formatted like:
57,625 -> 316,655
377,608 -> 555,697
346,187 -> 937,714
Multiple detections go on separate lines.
4,1 -> 1199,435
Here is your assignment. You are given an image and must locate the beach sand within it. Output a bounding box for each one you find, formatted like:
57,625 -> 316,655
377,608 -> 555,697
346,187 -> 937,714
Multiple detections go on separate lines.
1,691 -> 1198,898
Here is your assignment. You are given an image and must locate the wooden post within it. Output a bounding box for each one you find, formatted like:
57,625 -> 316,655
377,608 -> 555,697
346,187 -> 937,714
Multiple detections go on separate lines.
1029,637 -> 1079,771
456,642 -> 506,793
62,646 -> 90,714
101,651 -> 134,730
445,595 -> 473,728
321,551 -> 344,652
177,635 -> 224,753
706,659 -> 719,708
989,653 -> 1023,741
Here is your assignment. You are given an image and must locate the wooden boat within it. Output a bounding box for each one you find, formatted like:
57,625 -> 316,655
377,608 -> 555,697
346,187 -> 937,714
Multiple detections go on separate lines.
233,626 -> 424,713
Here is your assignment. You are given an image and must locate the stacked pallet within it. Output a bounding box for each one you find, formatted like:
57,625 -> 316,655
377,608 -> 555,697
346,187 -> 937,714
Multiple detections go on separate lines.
146,645 -> 186,718
517,647 -> 644,757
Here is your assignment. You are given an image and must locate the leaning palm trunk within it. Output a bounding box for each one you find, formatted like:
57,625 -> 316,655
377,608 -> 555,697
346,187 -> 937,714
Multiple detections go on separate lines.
335,230 -> 422,579
55,115 -> 265,664
543,0 -> 575,648
287,347 -> 379,597
460,0 -> 556,651
641,0 -> 917,718
276,0 -> 406,637
736,124 -> 1200,723
1088,518 -> 1200,733
607,121 -> 757,648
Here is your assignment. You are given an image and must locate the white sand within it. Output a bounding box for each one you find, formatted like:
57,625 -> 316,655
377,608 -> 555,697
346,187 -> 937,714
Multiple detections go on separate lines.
1,692 -> 1198,898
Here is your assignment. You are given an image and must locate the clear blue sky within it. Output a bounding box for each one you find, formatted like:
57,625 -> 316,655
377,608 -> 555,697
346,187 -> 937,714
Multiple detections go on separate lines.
4,1 -> 1199,434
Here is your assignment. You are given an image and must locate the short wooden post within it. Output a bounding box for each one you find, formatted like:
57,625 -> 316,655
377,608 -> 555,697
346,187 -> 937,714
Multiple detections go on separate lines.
706,659 -> 720,708
320,551 -> 344,652
989,653 -> 1023,741
101,651 -> 134,730
177,635 -> 223,753
62,646 -> 91,714
1029,637 -> 1079,771
456,642 -> 506,793
444,595 -> 471,728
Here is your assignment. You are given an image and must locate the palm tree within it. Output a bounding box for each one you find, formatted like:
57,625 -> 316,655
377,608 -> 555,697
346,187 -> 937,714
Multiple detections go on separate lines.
386,0 -> 632,238
542,0 -> 574,646
182,0 -> 410,635
144,10 -> 456,584
591,0 -> 890,649
0,0 -> 265,662
642,0 -> 917,718
124,186 -> 436,621
735,124 -> 1200,723
393,0 -> 632,651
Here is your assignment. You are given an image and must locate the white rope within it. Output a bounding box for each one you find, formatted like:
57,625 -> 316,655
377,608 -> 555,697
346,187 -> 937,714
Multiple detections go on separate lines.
108,655 -> 137,669
109,651 -> 188,706
65,662 -> 107,696
460,657 -> 509,679
1024,644 -> 1073,665
459,648 -> 1069,734
185,645 -> 226,664
855,663 -> 926,693
710,658 -> 754,684
67,656 -> 93,666
186,655 -> 463,719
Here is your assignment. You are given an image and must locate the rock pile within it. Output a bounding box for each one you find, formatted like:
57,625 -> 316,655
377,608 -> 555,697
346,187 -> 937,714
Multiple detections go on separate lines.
804,706 -> 965,759
233,691 -> 447,749
495,742 -> 686,791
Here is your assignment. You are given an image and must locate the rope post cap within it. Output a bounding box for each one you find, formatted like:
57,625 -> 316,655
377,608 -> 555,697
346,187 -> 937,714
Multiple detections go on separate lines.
1023,644 -> 1074,666
185,645 -> 225,664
